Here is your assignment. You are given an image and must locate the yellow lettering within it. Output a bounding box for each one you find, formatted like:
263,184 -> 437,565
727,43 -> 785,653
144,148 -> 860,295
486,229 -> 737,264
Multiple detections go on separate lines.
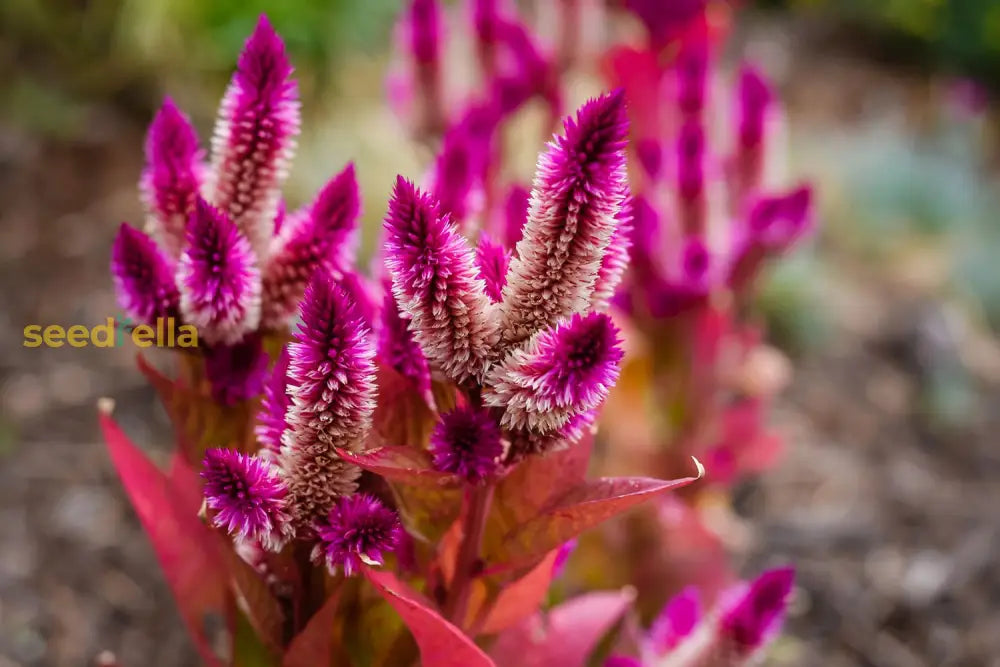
23,325 -> 42,347
177,325 -> 198,348
44,325 -> 65,347
67,325 -> 89,347
132,325 -> 154,348
92,317 -> 115,348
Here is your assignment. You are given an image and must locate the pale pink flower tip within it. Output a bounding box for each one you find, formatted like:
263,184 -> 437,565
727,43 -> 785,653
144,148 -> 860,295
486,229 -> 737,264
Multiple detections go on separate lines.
209,14 -> 300,258
499,90 -> 631,347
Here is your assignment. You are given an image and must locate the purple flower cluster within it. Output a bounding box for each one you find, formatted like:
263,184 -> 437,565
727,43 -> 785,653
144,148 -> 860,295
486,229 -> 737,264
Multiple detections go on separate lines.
111,16 -> 360,404
384,91 -> 631,461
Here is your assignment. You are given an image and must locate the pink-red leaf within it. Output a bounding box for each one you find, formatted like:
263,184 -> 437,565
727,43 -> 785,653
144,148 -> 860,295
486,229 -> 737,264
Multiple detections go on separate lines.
477,550 -> 558,634
364,568 -> 496,667
490,589 -> 635,667
99,407 -> 229,665
283,590 -> 345,667
337,446 -> 461,488
487,473 -> 701,571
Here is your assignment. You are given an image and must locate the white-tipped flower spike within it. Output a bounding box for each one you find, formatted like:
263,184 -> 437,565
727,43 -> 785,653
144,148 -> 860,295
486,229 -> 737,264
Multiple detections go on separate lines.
177,198 -> 262,345
384,176 -> 500,384
485,311 -> 623,436
260,163 -> 361,329
591,197 -> 633,311
140,97 -> 205,258
498,90 -> 630,348
208,14 -> 301,259
279,273 -> 377,528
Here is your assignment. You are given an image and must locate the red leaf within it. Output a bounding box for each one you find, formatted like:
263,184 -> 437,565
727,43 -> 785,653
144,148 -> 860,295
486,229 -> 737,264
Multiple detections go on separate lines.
364,568 -> 496,667
487,471 -> 702,571
99,405 -> 229,665
482,435 -> 593,567
477,550 -> 557,634
337,446 -> 460,488
283,590 -> 344,667
490,589 -> 635,667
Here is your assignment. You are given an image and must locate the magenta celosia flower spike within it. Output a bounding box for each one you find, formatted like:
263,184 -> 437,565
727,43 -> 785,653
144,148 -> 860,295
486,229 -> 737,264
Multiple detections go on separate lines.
475,233 -> 510,304
626,0 -> 706,51
201,448 -> 292,550
209,14 -> 300,258
485,311 -> 623,436
260,163 -> 361,329
314,494 -> 401,576
718,567 -> 795,657
428,405 -> 504,482
384,176 -> 499,383
498,91 -> 630,348
140,98 -> 205,258
591,198 -> 633,311
111,223 -> 180,325
398,0 -> 446,137
177,197 -> 261,345
255,347 -> 292,461
279,273 -> 377,528
378,285 -> 434,406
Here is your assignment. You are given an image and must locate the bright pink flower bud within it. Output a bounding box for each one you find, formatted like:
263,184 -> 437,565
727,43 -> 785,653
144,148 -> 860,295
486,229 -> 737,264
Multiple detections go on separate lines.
111,223 -> 180,325
140,98 -> 205,257
201,448 -> 292,550
209,15 -> 300,258
177,198 -> 261,345
260,163 -> 360,329
485,312 -> 623,436
314,494 -> 401,576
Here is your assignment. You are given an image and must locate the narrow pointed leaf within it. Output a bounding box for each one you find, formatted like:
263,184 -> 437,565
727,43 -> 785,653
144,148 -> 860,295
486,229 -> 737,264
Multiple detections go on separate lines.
98,408 -> 228,666
337,446 -> 461,488
364,568 -> 496,667
477,550 -> 558,634
487,471 -> 701,571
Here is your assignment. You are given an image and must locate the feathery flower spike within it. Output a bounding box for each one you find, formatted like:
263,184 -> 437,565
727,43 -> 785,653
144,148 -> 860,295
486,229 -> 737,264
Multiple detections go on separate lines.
140,98 -> 205,258
591,197 -> 633,311
111,223 -> 180,325
280,274 -> 377,527
201,448 -> 291,550
378,284 -> 433,406
314,493 -> 401,577
209,15 -> 300,258
177,198 -> 261,345
498,91 -> 630,348
261,163 -> 361,329
485,311 -> 623,435
428,405 -> 504,482
475,233 -> 510,304
626,0 -> 707,51
384,177 -> 499,383
255,347 -> 292,460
